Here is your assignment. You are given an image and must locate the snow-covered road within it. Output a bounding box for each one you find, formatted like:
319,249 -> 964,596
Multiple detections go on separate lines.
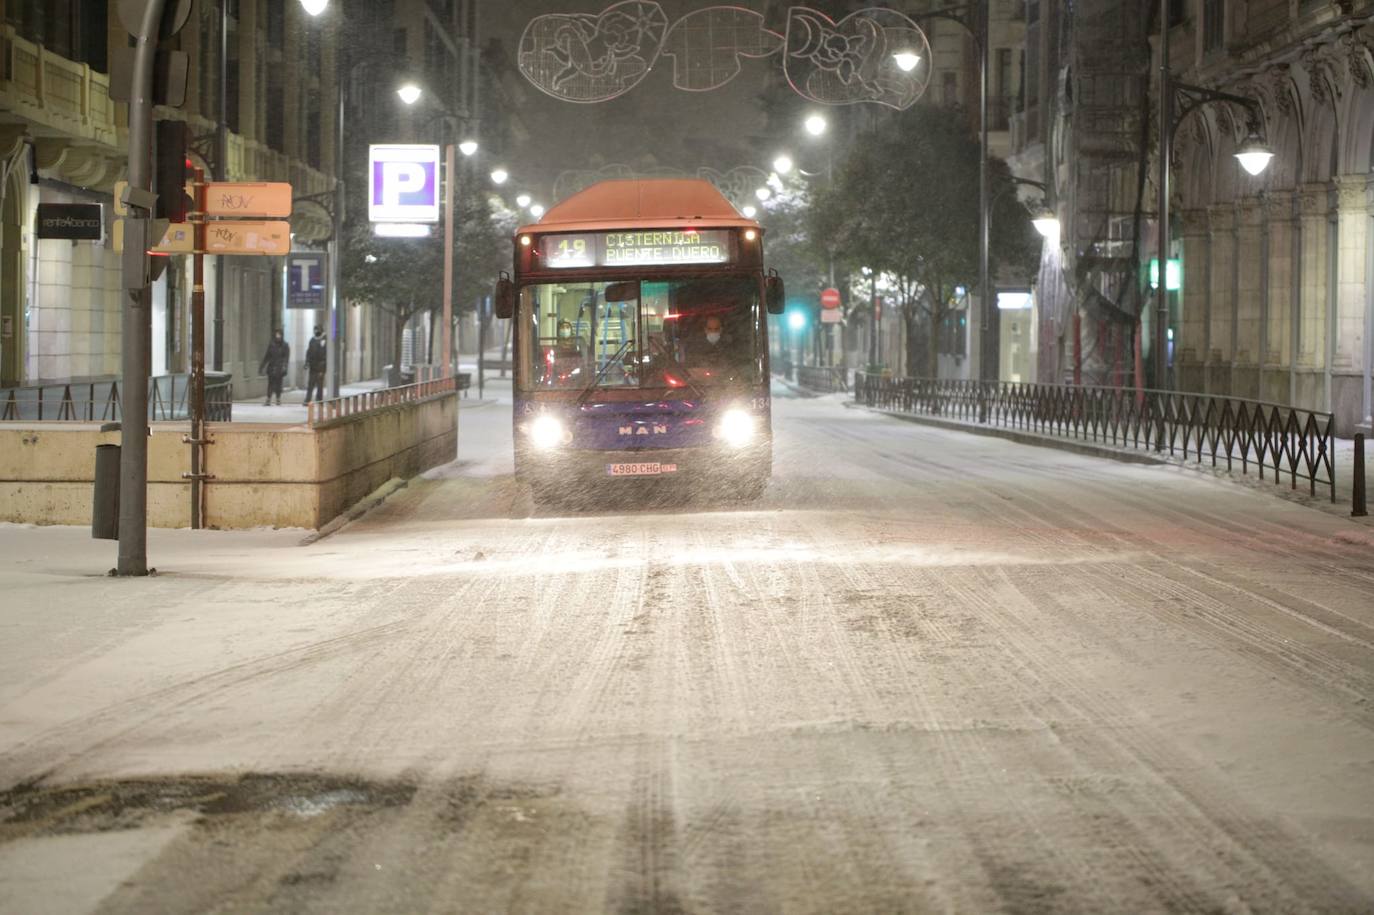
3,383 -> 1374,913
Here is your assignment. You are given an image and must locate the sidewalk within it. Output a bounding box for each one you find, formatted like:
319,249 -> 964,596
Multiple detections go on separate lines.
230,377 -> 389,424
848,399 -> 1373,522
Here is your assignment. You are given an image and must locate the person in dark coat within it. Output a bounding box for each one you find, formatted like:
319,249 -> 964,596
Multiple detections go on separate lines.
258,329 -> 290,406
304,325 -> 327,404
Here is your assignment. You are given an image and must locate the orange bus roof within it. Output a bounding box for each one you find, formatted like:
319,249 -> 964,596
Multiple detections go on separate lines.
516,178 -> 760,236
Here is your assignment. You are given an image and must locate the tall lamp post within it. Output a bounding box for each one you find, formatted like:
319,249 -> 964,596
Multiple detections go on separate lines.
910,2 -> 990,383
299,0 -> 346,396
1155,0 -> 1273,389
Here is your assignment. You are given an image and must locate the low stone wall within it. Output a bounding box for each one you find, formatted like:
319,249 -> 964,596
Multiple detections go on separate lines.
0,391 -> 456,529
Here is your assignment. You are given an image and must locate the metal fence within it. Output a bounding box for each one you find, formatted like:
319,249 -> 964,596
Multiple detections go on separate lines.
796,365 -> 850,394
307,376 -> 457,427
1,373 -> 233,422
854,374 -> 1337,501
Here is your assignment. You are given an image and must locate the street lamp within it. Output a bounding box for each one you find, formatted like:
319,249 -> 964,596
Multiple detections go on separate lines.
397,83 -> 422,105
741,204 -> 757,219
1234,132 -> 1275,176
1154,0 -> 1274,390
755,186 -> 771,202
892,51 -> 921,72
804,114 -> 827,137
529,203 -> 545,219
299,0 -> 328,16
772,154 -> 794,175
516,193 -> 532,209
910,3 -> 990,384
458,139 -> 478,157
1032,208 -> 1061,240
490,168 -> 509,185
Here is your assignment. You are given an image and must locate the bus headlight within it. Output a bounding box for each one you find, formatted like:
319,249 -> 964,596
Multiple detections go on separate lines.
529,415 -> 566,450
717,409 -> 755,448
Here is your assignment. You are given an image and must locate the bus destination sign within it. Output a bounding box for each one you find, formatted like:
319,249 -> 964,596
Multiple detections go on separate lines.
541,230 -> 730,269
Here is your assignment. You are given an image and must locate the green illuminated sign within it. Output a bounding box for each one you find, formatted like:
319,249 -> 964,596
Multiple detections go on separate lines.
1148,258 -> 1182,291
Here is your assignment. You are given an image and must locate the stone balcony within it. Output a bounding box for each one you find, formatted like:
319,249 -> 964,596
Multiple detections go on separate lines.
1,24 -> 331,237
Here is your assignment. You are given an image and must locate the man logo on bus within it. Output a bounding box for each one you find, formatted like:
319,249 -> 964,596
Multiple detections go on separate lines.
619,424 -> 668,435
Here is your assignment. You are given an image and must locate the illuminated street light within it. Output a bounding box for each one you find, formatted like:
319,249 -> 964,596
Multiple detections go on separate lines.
892,51 -> 921,72
741,204 -> 757,218
397,83 -> 422,105
490,168 -> 509,185
772,154 -> 794,175
529,203 -> 545,218
1234,132 -> 1274,176
298,0 -> 328,15
516,193 -> 532,209
755,187 -> 771,202
787,311 -> 806,331
458,139 -> 478,157
1032,208 -> 1061,240
804,114 -> 827,137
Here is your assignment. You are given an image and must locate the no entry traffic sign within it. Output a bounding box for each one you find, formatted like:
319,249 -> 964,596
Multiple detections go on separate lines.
820,287 -> 841,309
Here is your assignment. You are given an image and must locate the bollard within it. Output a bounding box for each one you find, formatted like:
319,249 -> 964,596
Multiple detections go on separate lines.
1354,433 -> 1368,518
92,443 -> 121,539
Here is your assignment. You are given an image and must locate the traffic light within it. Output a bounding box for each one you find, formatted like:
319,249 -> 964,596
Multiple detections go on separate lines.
154,120 -> 192,222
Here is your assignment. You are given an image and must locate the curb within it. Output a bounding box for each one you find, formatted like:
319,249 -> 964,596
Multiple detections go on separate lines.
771,375 -> 820,399
300,477 -> 409,545
844,401 -> 1166,466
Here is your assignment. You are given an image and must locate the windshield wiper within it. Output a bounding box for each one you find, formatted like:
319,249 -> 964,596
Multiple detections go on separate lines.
647,336 -> 704,399
577,339 -> 634,405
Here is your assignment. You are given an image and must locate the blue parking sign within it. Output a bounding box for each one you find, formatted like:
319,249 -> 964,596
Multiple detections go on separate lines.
287,253 -> 327,309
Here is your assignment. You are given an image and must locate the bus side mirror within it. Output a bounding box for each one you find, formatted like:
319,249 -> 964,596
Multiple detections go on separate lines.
494,274 -> 515,320
765,273 -> 785,315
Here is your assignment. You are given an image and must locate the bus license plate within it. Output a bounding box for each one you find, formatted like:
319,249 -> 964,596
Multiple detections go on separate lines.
607,462 -> 678,477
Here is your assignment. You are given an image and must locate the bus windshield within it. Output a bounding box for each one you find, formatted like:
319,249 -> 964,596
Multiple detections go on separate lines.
518,275 -> 761,392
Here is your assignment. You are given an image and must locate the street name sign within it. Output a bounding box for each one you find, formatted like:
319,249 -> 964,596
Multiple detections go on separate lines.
36,204 -> 103,240
202,182 -> 293,218
287,253 -> 327,308
204,221 -> 292,255
369,144 -> 441,223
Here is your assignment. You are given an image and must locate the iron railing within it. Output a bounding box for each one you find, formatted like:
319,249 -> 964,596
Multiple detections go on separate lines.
796,365 -> 850,393
0,373 -> 233,422
854,374 -> 1337,501
307,376 -> 457,427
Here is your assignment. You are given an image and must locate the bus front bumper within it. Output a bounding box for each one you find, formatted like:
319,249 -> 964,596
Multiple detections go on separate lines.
517,442 -> 772,489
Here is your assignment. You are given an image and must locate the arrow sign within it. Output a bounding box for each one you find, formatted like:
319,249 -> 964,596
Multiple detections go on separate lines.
202,182 -> 293,218
204,221 -> 292,255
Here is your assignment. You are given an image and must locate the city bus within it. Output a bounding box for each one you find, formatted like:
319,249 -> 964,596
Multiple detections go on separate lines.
493,178 -> 784,503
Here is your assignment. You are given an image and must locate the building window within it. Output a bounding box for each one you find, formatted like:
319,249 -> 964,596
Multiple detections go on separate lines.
1202,0 -> 1224,52
267,66 -> 284,151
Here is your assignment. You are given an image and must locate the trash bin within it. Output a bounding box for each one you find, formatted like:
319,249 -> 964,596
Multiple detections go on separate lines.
92,443 -> 119,540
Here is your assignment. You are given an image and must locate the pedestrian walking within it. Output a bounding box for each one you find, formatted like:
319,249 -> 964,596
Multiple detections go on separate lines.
304,325 -> 327,404
258,329 -> 290,406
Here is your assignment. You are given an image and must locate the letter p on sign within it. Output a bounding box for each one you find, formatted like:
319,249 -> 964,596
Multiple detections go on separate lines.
368,144 -> 440,224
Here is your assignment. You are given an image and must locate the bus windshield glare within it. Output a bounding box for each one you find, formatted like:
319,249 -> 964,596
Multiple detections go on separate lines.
518,275 -> 761,391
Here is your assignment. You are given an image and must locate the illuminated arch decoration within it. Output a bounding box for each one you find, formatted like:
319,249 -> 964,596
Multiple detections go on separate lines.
696,166 -> 769,206
518,1 -> 671,103
784,7 -> 931,109
662,7 -> 784,92
517,4 -> 930,109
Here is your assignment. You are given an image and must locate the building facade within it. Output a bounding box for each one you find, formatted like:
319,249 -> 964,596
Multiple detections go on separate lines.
1168,0 -> 1374,435
0,0 -> 339,395
1012,0 -> 1374,435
